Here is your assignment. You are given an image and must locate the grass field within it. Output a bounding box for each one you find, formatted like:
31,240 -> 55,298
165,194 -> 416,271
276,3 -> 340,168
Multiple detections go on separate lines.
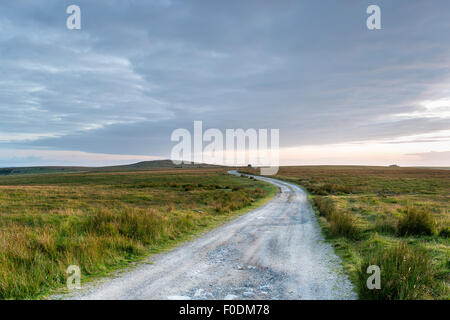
243,166 -> 449,300
0,168 -> 277,299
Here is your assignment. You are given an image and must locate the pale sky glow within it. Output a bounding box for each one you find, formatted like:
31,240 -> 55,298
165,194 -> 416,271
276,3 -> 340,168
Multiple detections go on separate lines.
392,98 -> 450,120
0,0 -> 449,167
0,149 -> 161,167
280,134 -> 450,167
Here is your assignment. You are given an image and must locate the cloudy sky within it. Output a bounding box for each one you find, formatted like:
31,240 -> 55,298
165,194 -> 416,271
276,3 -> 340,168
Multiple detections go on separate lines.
1,0 -> 450,167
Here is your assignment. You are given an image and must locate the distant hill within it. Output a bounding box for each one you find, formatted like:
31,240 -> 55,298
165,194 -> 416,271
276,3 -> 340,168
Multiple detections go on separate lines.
0,160 -> 221,176
0,166 -> 90,175
103,160 -> 219,171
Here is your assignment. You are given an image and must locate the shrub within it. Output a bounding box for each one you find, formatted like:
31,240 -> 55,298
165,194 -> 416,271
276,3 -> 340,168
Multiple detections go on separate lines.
328,211 -> 360,240
357,243 -> 437,299
397,207 -> 435,236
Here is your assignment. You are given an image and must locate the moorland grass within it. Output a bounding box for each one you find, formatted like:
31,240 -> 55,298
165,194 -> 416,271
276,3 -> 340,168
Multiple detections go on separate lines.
0,169 -> 277,299
328,211 -> 361,240
397,207 -> 436,236
357,242 -> 437,299
242,166 -> 450,299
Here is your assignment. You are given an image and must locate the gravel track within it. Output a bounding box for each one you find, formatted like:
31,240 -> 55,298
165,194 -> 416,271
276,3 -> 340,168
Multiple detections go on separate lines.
61,171 -> 356,300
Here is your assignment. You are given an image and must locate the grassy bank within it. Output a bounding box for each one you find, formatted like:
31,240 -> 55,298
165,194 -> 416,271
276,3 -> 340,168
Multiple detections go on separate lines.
242,166 -> 449,300
0,168 -> 277,299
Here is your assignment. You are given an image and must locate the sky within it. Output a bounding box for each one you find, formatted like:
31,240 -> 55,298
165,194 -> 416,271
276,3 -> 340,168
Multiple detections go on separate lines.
1,0 -> 449,167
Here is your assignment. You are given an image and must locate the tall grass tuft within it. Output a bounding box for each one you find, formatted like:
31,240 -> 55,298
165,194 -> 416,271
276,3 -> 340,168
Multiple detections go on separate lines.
357,242 -> 438,299
397,207 -> 436,236
375,214 -> 397,234
314,196 -> 335,218
328,211 -> 360,240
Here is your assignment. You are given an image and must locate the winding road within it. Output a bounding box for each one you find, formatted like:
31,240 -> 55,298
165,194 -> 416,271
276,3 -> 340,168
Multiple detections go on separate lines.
62,171 -> 356,300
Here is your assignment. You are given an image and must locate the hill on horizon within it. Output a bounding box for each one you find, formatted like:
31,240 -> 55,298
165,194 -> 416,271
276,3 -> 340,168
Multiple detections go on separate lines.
0,160 -> 221,176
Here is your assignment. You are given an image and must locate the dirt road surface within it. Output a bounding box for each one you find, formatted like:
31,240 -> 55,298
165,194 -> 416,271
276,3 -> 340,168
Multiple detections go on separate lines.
61,171 -> 356,300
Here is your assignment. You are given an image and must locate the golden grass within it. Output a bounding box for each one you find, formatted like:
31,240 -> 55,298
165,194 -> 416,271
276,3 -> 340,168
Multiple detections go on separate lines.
0,169 -> 276,299
242,165 -> 449,299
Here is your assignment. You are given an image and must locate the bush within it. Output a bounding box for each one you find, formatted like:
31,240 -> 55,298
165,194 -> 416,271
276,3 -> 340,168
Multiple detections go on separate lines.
328,211 -> 360,240
357,243 -> 437,299
397,207 -> 435,236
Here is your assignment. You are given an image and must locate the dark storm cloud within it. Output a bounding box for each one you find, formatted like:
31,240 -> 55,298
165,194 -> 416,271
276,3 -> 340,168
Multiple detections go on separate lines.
1,0 -> 450,164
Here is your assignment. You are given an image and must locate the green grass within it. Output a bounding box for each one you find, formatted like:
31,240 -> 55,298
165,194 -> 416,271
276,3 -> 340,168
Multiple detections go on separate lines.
357,242 -> 441,299
397,207 -> 436,236
0,168 -> 277,299
242,166 -> 449,300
